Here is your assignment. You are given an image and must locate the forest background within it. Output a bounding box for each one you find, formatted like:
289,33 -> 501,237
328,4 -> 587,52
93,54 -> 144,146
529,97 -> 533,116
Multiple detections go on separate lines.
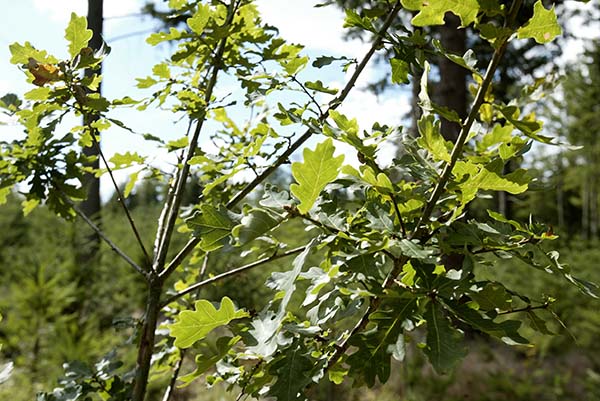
0,1 -> 600,400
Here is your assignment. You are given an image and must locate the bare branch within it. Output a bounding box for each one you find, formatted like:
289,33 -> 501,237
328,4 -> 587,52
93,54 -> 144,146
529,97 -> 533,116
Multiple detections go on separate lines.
70,200 -> 148,279
161,246 -> 306,307
91,134 -> 152,266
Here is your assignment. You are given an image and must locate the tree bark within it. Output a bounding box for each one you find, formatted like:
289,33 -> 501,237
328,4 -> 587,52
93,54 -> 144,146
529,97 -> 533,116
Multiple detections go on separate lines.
76,0 -> 104,269
437,13 -> 468,271
438,13 -> 467,142
132,279 -> 163,401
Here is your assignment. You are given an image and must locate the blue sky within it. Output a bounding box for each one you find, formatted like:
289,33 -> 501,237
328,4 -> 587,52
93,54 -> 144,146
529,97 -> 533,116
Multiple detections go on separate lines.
0,1 -> 597,200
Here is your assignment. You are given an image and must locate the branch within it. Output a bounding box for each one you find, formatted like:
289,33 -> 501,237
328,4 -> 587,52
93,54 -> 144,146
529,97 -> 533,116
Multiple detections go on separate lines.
91,134 -> 152,266
318,255 -> 409,375
161,349 -> 186,401
290,74 -> 324,116
69,199 -> 148,278
390,195 -> 407,237
411,39 -> 510,238
153,0 -> 243,275
412,0 -> 525,239
161,246 -> 306,307
153,121 -> 193,274
497,302 -> 550,316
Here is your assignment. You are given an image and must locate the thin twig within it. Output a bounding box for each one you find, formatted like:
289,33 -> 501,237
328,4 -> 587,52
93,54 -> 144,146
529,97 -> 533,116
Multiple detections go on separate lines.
497,302 -> 550,316
107,29 -> 156,43
91,134 -> 152,266
161,246 -> 306,307
290,75 -> 324,116
153,120 -> 193,273
69,200 -> 147,278
390,195 -> 407,237
161,349 -> 186,401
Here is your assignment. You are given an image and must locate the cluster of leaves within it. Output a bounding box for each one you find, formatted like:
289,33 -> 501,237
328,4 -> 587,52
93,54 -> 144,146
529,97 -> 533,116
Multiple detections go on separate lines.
158,1 -> 596,399
0,1 -> 597,401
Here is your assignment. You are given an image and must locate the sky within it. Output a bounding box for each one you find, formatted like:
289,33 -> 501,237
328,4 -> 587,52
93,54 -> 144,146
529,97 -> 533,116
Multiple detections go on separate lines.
0,1 -> 598,200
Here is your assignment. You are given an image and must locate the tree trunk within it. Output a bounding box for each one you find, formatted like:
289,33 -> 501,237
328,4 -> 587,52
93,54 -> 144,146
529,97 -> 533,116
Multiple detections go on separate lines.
438,13 -> 467,142
76,0 -> 104,269
437,13 -> 468,271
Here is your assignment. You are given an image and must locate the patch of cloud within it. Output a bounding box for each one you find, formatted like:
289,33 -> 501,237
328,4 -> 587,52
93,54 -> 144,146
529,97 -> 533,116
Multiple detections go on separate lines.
255,0 -> 369,59
32,0 -> 140,23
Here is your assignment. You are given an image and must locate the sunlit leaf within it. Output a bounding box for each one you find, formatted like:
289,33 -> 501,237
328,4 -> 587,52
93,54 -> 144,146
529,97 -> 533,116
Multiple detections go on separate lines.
517,0 -> 561,44
170,297 -> 248,348
291,139 -> 344,214
65,13 -> 93,58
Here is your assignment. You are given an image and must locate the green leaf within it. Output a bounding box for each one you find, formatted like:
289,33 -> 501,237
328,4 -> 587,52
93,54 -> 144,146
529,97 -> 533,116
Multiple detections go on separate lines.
152,62 -> 171,80
526,311 -> 553,335
169,297 -> 248,348
232,208 -> 280,246
178,336 -> 241,386
268,342 -> 314,401
65,13 -> 93,58
146,28 -> 183,46
329,110 -> 359,136
0,362 -> 13,384
433,39 -> 479,74
109,152 -> 144,168
394,239 -> 436,262
266,241 -> 314,314
347,296 -> 417,387
470,283 -> 511,310
9,42 -> 57,65
186,204 -> 235,251
169,0 -> 187,9
283,56 -> 309,75
290,139 -> 344,214
24,87 -> 51,101
401,0 -> 480,27
453,160 -> 530,210
424,301 -> 466,374
124,171 -> 140,198
343,9 -> 374,30
390,58 -> 409,84
417,114 -> 451,162
448,303 -> 529,345
136,76 -> 157,89
304,80 -> 338,95
188,4 -> 211,35
167,136 -> 189,151
517,0 -> 561,44
312,55 -> 347,68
